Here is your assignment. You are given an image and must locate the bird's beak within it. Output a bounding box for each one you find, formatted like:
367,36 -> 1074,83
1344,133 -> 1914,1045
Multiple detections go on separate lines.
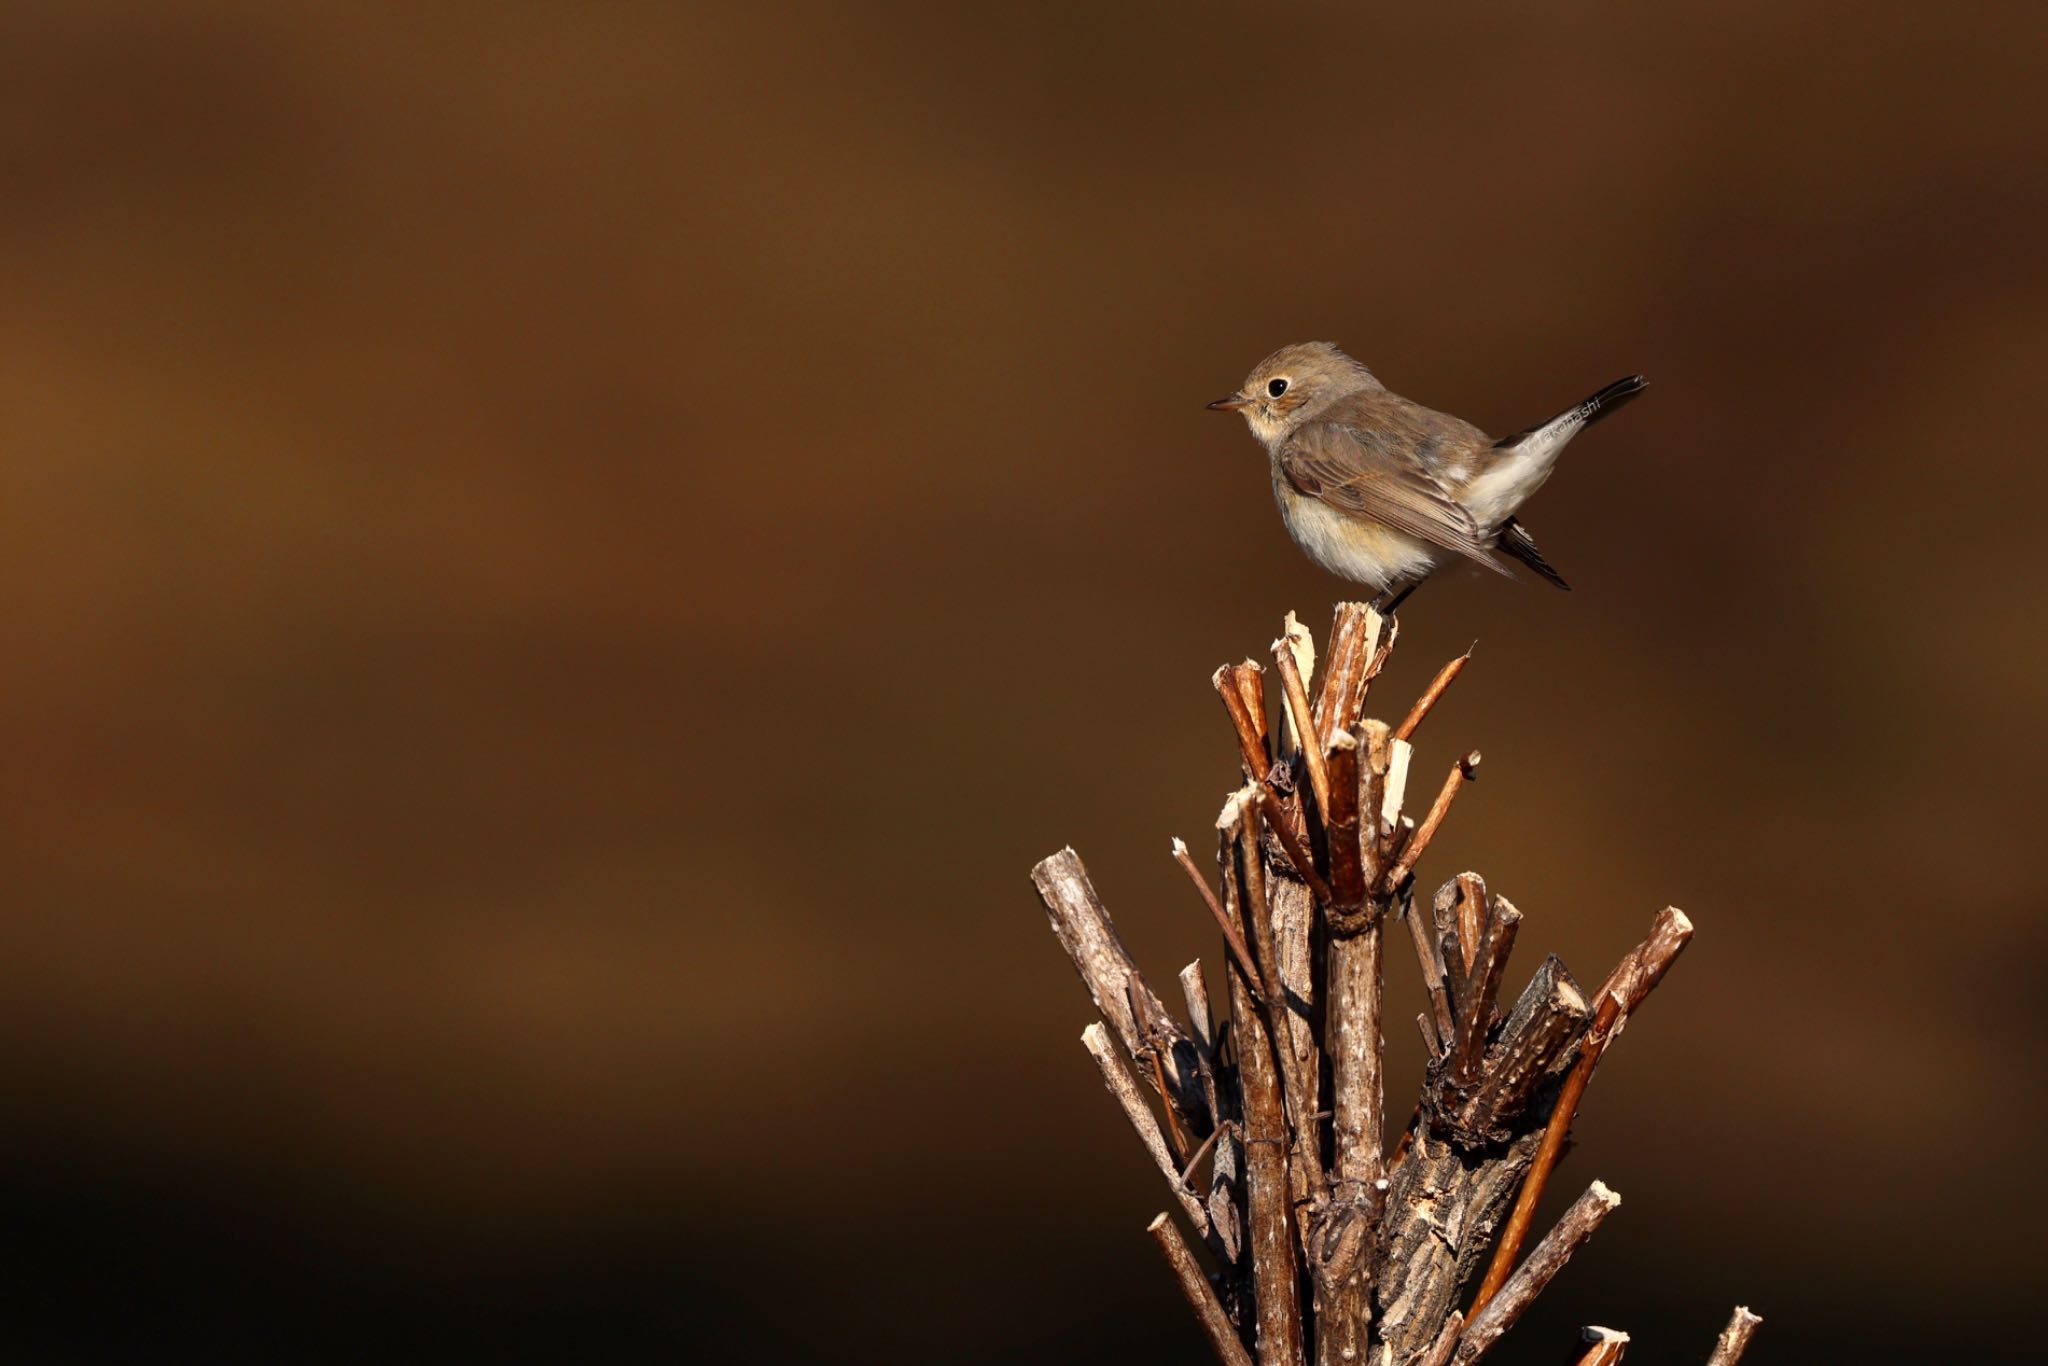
1206,394 -> 1249,412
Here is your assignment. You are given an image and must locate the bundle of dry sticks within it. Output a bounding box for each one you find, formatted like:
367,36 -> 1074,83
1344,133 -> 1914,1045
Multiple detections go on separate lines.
1031,604 -> 1758,1366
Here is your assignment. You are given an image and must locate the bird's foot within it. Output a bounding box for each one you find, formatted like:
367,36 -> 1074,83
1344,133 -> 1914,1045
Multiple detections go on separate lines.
1371,581 -> 1421,616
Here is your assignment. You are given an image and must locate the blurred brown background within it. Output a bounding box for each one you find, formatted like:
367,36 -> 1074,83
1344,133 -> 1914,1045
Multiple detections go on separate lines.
1,2 -> 2043,1361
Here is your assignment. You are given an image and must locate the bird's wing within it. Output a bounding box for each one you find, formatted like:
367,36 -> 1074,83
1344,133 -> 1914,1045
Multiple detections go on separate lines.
1277,419 -> 1512,576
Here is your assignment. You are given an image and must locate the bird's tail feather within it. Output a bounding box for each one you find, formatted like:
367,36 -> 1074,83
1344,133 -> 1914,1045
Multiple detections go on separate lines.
1495,374 -> 1648,449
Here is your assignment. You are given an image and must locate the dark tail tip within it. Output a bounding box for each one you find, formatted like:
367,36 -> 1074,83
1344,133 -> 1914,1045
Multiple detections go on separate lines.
1495,374 -> 1649,449
1581,374 -> 1648,425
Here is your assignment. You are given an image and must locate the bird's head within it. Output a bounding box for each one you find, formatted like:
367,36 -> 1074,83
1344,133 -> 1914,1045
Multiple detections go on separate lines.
1207,341 -> 1381,443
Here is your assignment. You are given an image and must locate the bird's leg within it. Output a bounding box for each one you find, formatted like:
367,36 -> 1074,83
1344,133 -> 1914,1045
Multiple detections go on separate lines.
1378,577 -> 1425,616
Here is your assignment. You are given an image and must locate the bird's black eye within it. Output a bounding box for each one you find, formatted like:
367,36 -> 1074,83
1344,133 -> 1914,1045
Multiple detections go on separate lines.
1267,378 -> 1289,398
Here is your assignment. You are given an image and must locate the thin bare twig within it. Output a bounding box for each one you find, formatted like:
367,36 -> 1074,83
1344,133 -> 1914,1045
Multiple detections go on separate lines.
1083,1023 -> 1211,1236
1382,751 -> 1480,893
1173,838 -> 1268,1003
1178,1118 -> 1235,1187
1455,1182 -> 1621,1362
1033,848 -> 1200,1120
1705,1306 -> 1763,1366
1126,976 -> 1196,1147
1592,907 -> 1695,1052
1418,1312 -> 1464,1366
1178,960 -> 1221,1135
1149,1212 -> 1256,1366
1414,1009 -> 1439,1056
1394,646 -> 1473,743
1469,906 -> 1691,1315
1467,992 -> 1616,1317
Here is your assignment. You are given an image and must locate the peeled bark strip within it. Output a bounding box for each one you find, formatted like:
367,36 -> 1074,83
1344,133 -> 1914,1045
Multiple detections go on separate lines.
1313,604 -> 1383,749
1573,1326 -> 1629,1365
1032,609 -> 1734,1366
1277,613 -> 1318,753
1357,721 -> 1393,894
1380,737 -> 1412,842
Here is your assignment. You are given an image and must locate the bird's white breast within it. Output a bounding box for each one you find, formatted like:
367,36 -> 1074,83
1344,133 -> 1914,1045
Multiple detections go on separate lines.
1270,465 -> 1440,591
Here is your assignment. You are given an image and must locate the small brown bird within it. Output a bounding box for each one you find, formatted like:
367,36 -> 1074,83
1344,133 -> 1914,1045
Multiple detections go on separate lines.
1208,342 -> 1646,610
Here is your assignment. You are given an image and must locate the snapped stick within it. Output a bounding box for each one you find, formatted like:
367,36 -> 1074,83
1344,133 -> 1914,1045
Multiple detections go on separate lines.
1705,1306 -> 1763,1366
1149,1212 -> 1256,1366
